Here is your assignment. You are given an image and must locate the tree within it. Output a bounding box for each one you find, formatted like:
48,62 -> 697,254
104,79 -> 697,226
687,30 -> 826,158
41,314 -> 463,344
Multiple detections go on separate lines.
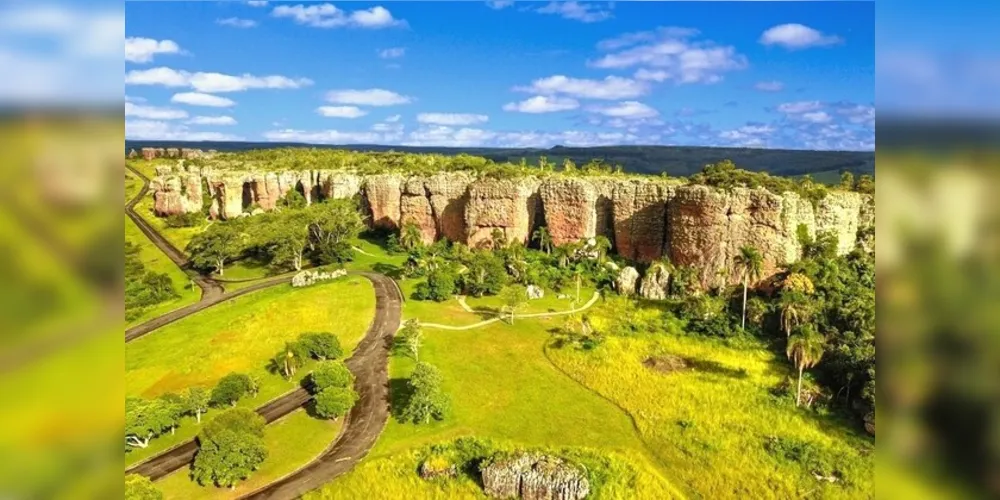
839,171 -> 855,190
490,228 -> 507,249
183,387 -> 211,424
310,361 -> 354,393
414,269 -> 457,302
397,319 -> 423,361
462,253 -> 507,297
278,189 -> 307,210
306,200 -> 364,264
299,332 -> 343,360
186,224 -> 243,276
210,373 -> 254,407
400,363 -> 450,424
787,325 -> 826,407
267,212 -> 310,271
192,408 -> 268,489
271,341 -> 309,380
593,235 -> 612,263
553,244 -> 574,269
125,397 -> 177,449
157,393 -> 184,435
314,387 -> 359,420
125,474 -> 163,500
734,246 -> 763,330
499,285 -> 528,324
400,222 -> 424,251
779,291 -> 812,337
532,226 -> 553,255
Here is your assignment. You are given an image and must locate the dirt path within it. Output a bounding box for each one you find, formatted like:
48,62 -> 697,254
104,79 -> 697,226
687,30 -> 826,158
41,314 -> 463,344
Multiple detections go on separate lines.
422,292 -> 602,331
126,271 -> 402,494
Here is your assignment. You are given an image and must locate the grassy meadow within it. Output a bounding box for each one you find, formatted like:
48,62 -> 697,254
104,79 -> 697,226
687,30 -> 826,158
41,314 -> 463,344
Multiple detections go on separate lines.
125,216 -> 201,328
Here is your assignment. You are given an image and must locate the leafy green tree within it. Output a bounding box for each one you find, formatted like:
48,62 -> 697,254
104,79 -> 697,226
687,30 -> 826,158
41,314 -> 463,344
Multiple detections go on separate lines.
125,397 -> 177,449
310,361 -> 354,393
271,341 -> 309,380
210,373 -> 254,407
854,174 -> 874,195
306,200 -> 364,264
532,226 -> 553,255
267,212 -> 310,271
839,171 -> 855,190
396,319 -> 423,361
400,222 -> 424,251
462,253 -> 507,297
401,363 -> 450,424
299,332 -> 343,360
186,224 -> 243,276
499,285 -> 528,324
125,474 -> 163,500
278,189 -> 307,210
734,246 -> 763,330
192,409 -> 267,488
553,244 -> 574,269
157,393 -> 184,435
183,387 -> 211,424
787,325 -> 826,407
490,228 -> 508,249
414,269 -> 457,301
593,235 -> 612,263
314,387 -> 359,420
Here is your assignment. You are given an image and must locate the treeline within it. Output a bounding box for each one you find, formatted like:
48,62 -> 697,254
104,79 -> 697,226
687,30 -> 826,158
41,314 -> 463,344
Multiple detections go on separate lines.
125,240 -> 179,321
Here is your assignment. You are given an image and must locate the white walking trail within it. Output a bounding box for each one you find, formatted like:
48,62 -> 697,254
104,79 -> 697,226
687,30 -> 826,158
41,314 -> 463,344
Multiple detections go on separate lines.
421,292 -> 601,331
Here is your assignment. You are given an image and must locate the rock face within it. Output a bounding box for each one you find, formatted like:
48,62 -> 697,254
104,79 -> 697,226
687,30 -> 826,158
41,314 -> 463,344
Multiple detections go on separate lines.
864,412 -> 875,436
639,262 -> 671,300
481,453 -> 590,500
615,266 -> 640,296
149,170 -> 873,285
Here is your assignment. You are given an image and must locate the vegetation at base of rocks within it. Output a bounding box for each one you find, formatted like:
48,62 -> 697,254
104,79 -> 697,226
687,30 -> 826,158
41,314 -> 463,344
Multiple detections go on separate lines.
302,437 -> 681,500
164,212 -> 204,228
397,362 -> 450,425
125,474 -> 163,500
125,240 -> 180,322
185,198 -> 364,276
191,408 -> 269,488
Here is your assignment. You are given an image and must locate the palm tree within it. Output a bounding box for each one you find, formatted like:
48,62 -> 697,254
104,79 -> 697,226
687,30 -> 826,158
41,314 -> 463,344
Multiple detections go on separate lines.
734,246 -> 763,330
593,235 -> 612,263
553,245 -> 573,269
400,223 -> 423,251
779,291 -> 811,337
533,226 -> 553,255
786,325 -> 826,407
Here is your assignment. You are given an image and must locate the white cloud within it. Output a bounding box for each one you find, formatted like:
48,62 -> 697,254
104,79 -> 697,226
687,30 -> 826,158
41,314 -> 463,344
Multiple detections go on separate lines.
125,37 -> 181,63
754,80 -> 785,92
125,67 -> 313,93
124,102 -> 188,120
590,27 -> 747,84
188,116 -> 237,126
587,101 -> 659,119
125,95 -> 146,103
272,4 -> 404,29
503,96 -> 580,113
326,88 -> 412,106
634,69 -> 669,82
171,92 -> 236,107
263,129 -> 386,144
417,113 -> 489,126
247,1 -> 268,6
718,124 -> 775,148
760,24 -> 842,50
378,47 -> 406,59
486,1 -> 514,9
801,111 -> 833,124
536,2 -> 612,23
126,120 -> 244,141
317,106 -> 369,118
385,114 -> 402,122
217,17 -> 258,28
515,75 -> 647,100
776,101 -> 823,114
836,104 -> 875,126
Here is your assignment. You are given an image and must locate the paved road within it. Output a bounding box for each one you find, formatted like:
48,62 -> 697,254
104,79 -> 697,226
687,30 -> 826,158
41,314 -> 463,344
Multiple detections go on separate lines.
241,272 -> 401,500
126,271 -> 402,495
125,164 -> 225,301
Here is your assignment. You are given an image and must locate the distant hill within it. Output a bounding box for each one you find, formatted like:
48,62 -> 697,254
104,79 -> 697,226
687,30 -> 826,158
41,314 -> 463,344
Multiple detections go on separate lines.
125,141 -> 874,180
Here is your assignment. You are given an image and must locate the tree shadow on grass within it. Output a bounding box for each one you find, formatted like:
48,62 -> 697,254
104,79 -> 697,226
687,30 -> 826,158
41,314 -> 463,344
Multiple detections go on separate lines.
388,378 -> 414,423
372,262 -> 404,279
686,358 -> 749,379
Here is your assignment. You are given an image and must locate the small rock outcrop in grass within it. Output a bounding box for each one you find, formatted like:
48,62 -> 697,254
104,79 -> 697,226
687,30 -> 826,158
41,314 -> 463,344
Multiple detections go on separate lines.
643,355 -> 689,374
419,453 -> 458,481
638,263 -> 670,301
615,267 -> 639,296
291,269 -> 346,288
526,285 -> 544,300
481,452 -> 590,500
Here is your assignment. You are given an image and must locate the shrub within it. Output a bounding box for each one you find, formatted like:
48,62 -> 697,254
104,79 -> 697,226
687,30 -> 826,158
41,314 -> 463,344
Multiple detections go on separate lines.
125,474 -> 162,500
314,386 -> 359,420
414,269 -> 457,302
310,361 -> 354,393
165,212 -> 203,228
210,373 -> 254,407
300,332 -> 343,360
278,190 -> 307,210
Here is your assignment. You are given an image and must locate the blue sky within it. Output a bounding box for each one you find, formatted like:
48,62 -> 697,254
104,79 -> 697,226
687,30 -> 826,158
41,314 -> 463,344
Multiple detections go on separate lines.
124,1 -> 875,150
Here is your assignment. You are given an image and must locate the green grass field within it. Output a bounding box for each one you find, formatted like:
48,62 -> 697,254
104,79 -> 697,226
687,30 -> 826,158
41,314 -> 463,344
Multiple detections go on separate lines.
125,216 -> 201,328
156,410 -> 343,499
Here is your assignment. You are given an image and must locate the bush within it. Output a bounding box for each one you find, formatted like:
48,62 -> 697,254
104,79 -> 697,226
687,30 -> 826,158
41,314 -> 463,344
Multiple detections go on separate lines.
165,212 -> 203,228
314,386 -> 359,420
125,474 -> 162,500
300,332 -> 343,360
413,269 -> 457,302
278,189 -> 307,210
210,373 -> 254,407
310,361 -> 354,393
193,408 -> 268,488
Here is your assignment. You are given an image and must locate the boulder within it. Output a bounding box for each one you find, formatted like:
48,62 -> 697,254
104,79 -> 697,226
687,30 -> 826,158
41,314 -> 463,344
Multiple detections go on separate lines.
864,412 -> 875,436
639,262 -> 671,300
615,267 -> 640,296
526,285 -> 544,300
481,453 -> 590,500
291,269 -> 347,288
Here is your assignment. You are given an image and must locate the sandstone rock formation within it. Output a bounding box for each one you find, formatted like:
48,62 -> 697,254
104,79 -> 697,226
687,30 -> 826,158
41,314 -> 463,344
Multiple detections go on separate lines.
539,178 -> 597,246
364,174 -> 403,230
466,177 -> 540,248
613,180 -> 674,262
151,172 -> 203,216
615,266 -> 640,296
639,262 -> 671,300
481,453 -> 590,500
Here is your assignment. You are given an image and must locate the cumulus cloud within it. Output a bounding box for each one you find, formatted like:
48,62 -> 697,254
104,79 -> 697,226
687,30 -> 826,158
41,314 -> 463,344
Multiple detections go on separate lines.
835,103 -> 875,126
634,69 -> 669,82
417,113 -> 489,126
718,124 -> 775,148
124,102 -> 188,120
503,96 -> 581,113
378,47 -> 406,59
188,116 -> 238,126
317,106 -> 369,118
126,120 -> 244,141
587,101 -> 659,119
776,101 -> 823,114
800,111 -> 833,124
760,24 -> 842,50
125,37 -> 181,63
125,67 -> 313,93
171,92 -> 236,107
754,80 -> 785,92
272,4 -> 405,29
486,1 -> 514,9
384,114 -> 402,123
515,75 -> 648,100
590,27 -> 747,84
217,17 -> 258,28
263,129 -> 387,144
535,1 -> 612,23
325,88 -> 412,106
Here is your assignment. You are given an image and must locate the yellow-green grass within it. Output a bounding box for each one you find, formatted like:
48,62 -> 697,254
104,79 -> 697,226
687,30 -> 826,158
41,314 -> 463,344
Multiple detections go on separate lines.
126,171 -> 142,203
125,279 -> 374,465
464,285 -> 596,316
397,279 -> 482,325
133,194 -> 207,252
546,333 -> 874,499
156,410 -> 343,500
125,216 -> 201,328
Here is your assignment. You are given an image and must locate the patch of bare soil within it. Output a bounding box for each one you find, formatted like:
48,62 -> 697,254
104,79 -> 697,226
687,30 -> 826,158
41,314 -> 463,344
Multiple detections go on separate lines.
643,355 -> 690,374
